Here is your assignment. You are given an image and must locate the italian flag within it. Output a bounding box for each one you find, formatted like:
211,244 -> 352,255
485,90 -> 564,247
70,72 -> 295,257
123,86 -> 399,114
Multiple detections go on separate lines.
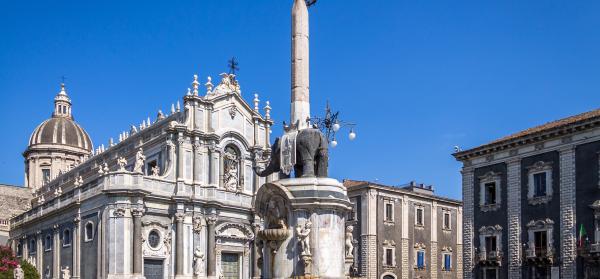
578,224 -> 587,247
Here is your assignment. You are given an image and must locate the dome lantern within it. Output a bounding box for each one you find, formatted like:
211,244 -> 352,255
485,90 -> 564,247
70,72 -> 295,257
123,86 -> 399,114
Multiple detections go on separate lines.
53,83 -> 73,119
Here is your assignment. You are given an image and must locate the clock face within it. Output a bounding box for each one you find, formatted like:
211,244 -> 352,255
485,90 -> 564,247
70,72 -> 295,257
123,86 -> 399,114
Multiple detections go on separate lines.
148,230 -> 161,248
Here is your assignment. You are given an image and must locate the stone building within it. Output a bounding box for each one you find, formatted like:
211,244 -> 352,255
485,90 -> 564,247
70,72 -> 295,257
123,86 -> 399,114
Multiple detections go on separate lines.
9,73 -> 274,279
344,179 -> 463,279
453,108 -> 600,279
0,184 -> 32,244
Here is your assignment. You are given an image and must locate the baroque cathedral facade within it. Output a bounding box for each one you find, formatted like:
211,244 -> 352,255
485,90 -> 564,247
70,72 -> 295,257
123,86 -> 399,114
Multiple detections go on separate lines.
9,73 -> 274,279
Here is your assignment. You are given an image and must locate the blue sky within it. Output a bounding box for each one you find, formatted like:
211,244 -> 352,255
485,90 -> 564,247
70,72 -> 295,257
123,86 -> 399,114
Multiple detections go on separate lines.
1,0 -> 600,199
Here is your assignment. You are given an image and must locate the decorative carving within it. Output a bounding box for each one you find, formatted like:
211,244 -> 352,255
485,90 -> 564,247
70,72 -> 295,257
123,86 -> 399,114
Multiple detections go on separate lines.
113,208 -> 126,217
345,225 -> 354,258
206,215 -> 218,226
174,212 -> 185,222
223,146 -> 241,192
193,216 -> 204,234
117,157 -> 127,171
133,148 -> 145,173
163,231 -> 172,254
265,199 -> 287,230
214,73 -> 240,94
215,223 -> 255,241
205,76 -> 214,94
193,247 -> 205,276
131,207 -> 145,218
228,106 -> 237,119
61,266 -> 71,279
38,195 -> 45,204
296,221 -> 312,256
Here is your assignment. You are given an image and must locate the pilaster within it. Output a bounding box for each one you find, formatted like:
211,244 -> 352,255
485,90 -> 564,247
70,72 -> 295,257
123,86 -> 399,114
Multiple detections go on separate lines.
72,216 -> 81,279
206,215 -> 217,278
461,167 -> 475,279
131,207 -> 144,275
175,211 -> 185,276
559,146 -> 576,279
53,224 -> 60,279
507,158 -> 522,278
401,197 -> 409,279
431,201 -> 438,279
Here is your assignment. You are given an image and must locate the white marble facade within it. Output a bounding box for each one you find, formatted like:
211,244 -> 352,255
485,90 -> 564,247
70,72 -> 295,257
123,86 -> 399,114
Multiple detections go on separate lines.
10,73 -> 274,279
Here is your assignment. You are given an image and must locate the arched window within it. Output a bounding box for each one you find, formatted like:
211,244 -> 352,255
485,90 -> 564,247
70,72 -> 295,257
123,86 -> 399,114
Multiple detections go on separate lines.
223,145 -> 241,192
85,222 -> 95,242
16,242 -> 22,256
62,229 -> 71,246
29,239 -> 36,254
44,234 -> 52,251
383,275 -> 396,279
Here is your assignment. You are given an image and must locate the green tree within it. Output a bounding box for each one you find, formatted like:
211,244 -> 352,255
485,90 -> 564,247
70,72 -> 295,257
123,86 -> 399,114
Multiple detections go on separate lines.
0,245 -> 40,279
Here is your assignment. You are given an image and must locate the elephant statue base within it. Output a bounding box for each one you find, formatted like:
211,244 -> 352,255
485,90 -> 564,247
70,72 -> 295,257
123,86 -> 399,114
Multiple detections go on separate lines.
254,177 -> 352,279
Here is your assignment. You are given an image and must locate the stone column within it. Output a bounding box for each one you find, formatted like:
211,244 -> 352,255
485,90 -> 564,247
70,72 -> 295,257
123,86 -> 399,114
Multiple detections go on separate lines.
461,167 -> 475,279
507,158 -> 522,279
291,0 -> 311,128
206,215 -> 217,278
53,224 -> 60,279
36,230 -> 43,276
175,212 -> 185,276
559,146 -> 576,278
72,216 -> 81,279
209,147 -> 220,187
193,140 -> 202,185
132,208 -> 145,275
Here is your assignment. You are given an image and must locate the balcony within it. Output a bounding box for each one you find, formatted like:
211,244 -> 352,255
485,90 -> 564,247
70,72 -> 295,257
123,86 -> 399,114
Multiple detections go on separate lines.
591,243 -> 600,254
525,247 -> 554,264
477,249 -> 502,266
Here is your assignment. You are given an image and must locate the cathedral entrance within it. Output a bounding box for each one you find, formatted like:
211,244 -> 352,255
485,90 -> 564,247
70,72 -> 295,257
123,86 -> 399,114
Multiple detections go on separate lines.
144,259 -> 164,279
221,253 -> 240,279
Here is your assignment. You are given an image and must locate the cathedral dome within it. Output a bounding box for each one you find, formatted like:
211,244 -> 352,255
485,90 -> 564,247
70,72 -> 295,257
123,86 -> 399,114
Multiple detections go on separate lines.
26,84 -> 93,152
28,117 -> 92,151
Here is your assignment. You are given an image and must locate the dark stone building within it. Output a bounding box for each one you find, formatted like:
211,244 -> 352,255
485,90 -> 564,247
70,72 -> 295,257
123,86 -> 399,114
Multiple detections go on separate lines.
344,180 -> 463,279
454,108 -> 600,279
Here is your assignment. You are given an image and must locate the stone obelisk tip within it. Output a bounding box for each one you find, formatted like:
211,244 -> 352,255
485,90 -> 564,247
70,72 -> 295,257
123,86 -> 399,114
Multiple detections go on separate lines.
291,0 -> 310,129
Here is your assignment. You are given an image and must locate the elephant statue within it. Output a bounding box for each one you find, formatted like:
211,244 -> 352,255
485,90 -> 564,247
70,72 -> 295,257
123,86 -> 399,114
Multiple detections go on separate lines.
254,128 -> 328,178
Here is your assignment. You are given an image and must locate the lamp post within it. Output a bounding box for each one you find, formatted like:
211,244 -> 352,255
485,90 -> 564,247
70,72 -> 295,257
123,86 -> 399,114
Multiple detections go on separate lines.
310,101 -> 356,147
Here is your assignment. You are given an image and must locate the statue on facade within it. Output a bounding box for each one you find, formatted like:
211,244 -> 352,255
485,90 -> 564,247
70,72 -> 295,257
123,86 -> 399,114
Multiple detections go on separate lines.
133,148 -> 145,173
13,264 -> 24,279
296,221 -> 312,256
193,247 -> 205,276
117,157 -> 127,171
223,146 -> 240,192
151,165 -> 160,176
163,231 -> 172,254
61,266 -> 71,279
345,225 -> 354,258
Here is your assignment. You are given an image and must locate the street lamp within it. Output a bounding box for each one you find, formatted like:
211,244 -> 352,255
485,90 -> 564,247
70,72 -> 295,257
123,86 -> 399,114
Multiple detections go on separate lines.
310,101 -> 356,148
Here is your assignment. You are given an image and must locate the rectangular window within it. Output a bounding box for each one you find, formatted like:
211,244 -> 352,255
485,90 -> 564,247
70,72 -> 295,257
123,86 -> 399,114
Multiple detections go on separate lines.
443,212 -> 451,230
533,172 -> 547,197
385,248 -> 393,266
42,169 -> 51,185
417,250 -> 425,269
385,203 -> 393,222
534,231 -> 548,256
416,208 -> 424,226
484,182 -> 496,205
443,254 -> 451,271
485,236 -> 497,252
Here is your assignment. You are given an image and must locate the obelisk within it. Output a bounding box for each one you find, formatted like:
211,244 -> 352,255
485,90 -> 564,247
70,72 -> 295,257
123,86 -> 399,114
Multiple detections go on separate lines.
291,0 -> 310,129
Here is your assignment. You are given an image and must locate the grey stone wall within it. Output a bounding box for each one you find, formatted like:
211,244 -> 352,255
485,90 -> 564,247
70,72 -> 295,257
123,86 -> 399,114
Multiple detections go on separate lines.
473,163 -> 508,278
559,147 -> 576,278
575,140 -> 600,277
520,152 -> 561,277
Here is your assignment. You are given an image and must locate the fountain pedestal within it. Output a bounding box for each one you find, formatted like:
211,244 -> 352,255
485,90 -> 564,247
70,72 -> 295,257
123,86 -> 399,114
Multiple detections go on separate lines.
254,177 -> 352,279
